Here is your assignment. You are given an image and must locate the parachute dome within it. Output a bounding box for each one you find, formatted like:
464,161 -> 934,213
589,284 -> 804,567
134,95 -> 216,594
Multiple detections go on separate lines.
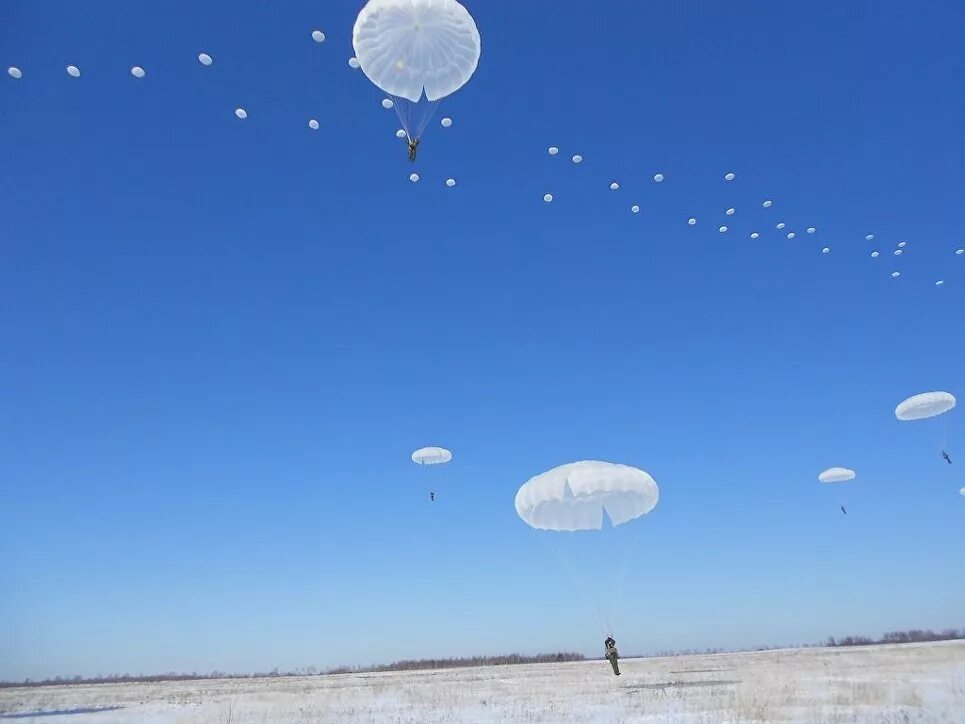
819,467 -> 855,484
515,461 -> 659,532
198,53 -> 213,66
352,0 -> 481,103
411,446 -> 451,465
895,392 -> 956,421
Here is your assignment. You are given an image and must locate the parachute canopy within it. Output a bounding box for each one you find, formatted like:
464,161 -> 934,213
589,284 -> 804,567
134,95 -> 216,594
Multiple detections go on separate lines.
895,392 -> 956,421
352,0 -> 481,104
198,53 -> 213,66
515,461 -> 659,532
819,467 -> 855,484
411,446 -> 452,465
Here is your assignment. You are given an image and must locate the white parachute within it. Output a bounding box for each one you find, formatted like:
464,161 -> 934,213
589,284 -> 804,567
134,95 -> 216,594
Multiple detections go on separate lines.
412,446 -> 452,465
131,66 -> 145,78
198,53 -> 213,66
895,392 -> 956,421
353,0 -> 480,144
653,173 -> 664,183
544,194 -> 554,203
515,461 -> 658,532
66,65 -> 81,78
819,467 -> 855,484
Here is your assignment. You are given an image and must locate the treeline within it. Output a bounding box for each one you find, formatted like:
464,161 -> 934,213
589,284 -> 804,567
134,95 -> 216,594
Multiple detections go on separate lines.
826,628 -> 964,647
325,652 -> 585,675
0,653 -> 584,689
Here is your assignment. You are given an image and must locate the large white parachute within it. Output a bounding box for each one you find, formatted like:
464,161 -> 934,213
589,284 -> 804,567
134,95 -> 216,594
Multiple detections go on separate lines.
819,467 -> 856,484
895,392 -> 956,421
353,0 -> 481,104
411,446 -> 452,465
353,0 -> 480,144
515,461 -> 659,532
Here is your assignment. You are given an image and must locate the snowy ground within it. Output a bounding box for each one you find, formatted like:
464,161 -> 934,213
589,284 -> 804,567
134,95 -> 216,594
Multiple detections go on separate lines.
2,642 -> 963,722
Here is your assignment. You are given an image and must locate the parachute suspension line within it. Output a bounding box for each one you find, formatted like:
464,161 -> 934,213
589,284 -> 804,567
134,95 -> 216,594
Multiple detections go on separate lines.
535,532 -> 608,638
392,97 -> 443,143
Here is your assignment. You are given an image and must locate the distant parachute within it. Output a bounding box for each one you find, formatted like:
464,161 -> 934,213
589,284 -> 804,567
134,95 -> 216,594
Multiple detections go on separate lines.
866,234 -> 875,241
807,227 -> 817,234
382,98 -> 395,109
822,247 -> 830,254
412,446 -> 452,465
653,173 -> 664,183
348,57 -> 361,69
446,178 -> 456,187
440,117 -> 453,127
895,392 -> 956,421
572,154 -> 583,164
312,30 -> 326,43
891,271 -> 901,278
936,280 -> 945,287
544,194 -> 554,203
235,108 -> 248,119
309,119 -> 320,130
688,218 -> 697,226
724,172 -> 736,181
515,461 -> 658,532
631,205 -> 640,214
198,53 -> 213,66
819,467 -> 855,484
353,0 -> 480,144
871,251 -> 880,258
726,208 -> 735,216
548,146 -> 559,155
610,182 -> 620,191
131,66 -> 145,78
409,173 -> 420,182
960,486 -> 965,497
787,232 -> 796,240
396,129 -> 407,138
8,66 -> 23,79
898,241 -> 907,248
763,200 -> 773,208
66,65 -> 80,78
777,222 -> 786,230
750,232 -> 760,239
957,249 -> 964,256
719,226 -> 728,233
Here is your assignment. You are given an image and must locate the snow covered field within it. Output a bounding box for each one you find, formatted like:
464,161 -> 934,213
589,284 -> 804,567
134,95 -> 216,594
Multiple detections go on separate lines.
2,642 -> 963,722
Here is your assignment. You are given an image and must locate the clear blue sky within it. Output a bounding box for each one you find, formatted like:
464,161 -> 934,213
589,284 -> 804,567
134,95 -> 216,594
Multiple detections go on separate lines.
2,0 -> 963,681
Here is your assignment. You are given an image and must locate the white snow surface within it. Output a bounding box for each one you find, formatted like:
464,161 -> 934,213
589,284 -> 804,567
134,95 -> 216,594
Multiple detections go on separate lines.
1,642 -> 962,722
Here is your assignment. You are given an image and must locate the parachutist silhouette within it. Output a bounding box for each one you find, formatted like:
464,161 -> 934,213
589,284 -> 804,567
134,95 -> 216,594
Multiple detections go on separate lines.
942,450 -> 952,465
604,637 -> 620,676
840,505 -> 848,515
429,491 -> 435,502
408,137 -> 420,162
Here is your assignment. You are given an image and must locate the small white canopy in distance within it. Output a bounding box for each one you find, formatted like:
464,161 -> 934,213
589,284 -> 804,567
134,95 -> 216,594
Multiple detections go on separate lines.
719,225 -> 728,233
936,280 -> 945,286
898,241 -> 907,248
309,119 -> 320,130
312,30 -> 326,43
960,486 -> 965,496
631,205 -> 640,214
235,108 -> 248,119
382,98 -> 394,109
396,129 -> 407,138
571,154 -> 583,164
777,222 -> 786,230
441,117 -> 452,127
353,0 -> 481,103
653,173 -> 664,183
8,67 -> 23,79
750,232 -> 760,239
67,65 -> 80,77
198,53 -> 213,66
763,199 -> 773,208
412,446 -> 452,465
892,271 -> 901,278
349,57 -> 361,68
548,146 -> 559,155
726,208 -> 735,216
515,460 -> 659,531
866,233 -> 875,241
688,218 -> 697,226
544,193 -> 553,203
822,247 -> 830,254
787,232 -> 796,239
957,249 -> 964,256
131,66 -> 145,78
724,172 -> 736,181
446,178 -> 456,187
410,173 -> 420,182
871,251 -> 880,258
819,467 -> 855,484
610,182 -> 620,190
894,249 -> 903,256
895,392 -> 956,421
807,227 -> 817,234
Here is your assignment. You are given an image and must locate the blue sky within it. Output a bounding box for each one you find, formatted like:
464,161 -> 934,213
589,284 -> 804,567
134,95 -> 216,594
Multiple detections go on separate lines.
2,0 -> 964,681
